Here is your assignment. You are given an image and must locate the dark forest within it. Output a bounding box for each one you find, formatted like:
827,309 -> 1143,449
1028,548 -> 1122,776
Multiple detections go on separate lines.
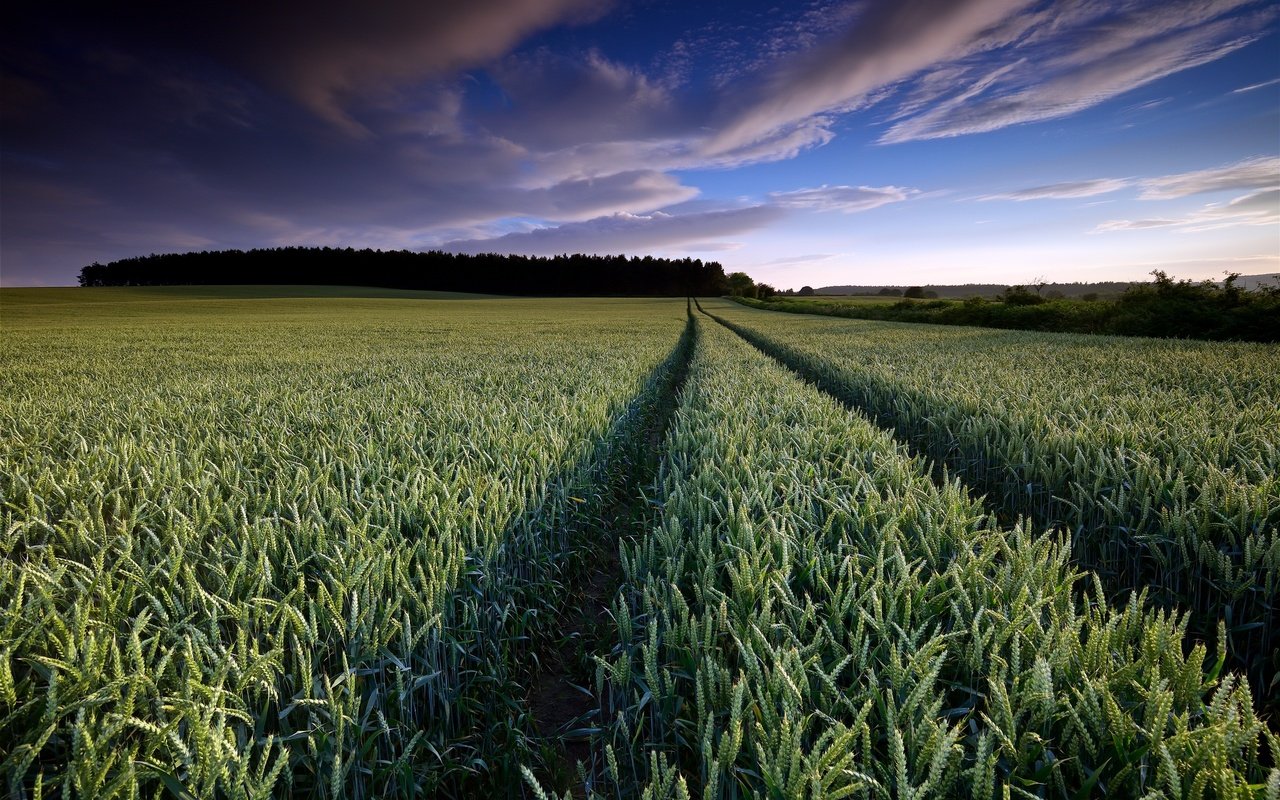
78,247 -> 733,296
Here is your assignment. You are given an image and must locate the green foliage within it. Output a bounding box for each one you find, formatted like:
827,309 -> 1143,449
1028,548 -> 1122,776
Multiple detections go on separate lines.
705,300 -> 1280,711
0,292 -> 689,798
998,285 -> 1047,305
736,273 -> 1280,341
586,313 -> 1275,798
1111,271 -> 1280,340
3,289 -> 1275,799
726,273 -> 758,298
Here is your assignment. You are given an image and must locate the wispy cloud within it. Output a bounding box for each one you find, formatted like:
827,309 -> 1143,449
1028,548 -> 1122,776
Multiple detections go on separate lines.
979,178 -> 1130,201
1138,156 -> 1280,199
1232,76 -> 1280,93
975,156 -> 1280,205
1096,218 -> 1185,231
768,184 -> 915,212
1097,188 -> 1280,232
707,0 -> 1026,154
443,205 -> 784,255
881,0 -> 1269,142
685,0 -> 1274,156
442,180 -> 917,257
747,253 -> 843,267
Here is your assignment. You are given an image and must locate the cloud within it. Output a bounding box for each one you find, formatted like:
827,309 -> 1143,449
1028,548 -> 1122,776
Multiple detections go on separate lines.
1138,156 -> 1280,199
707,0 -> 1027,154
747,253 -> 844,268
32,0 -> 608,135
697,0 -> 1272,153
974,157 -> 1279,205
1095,218 -> 1185,231
4,0 -> 1276,284
481,50 -> 689,151
979,178 -> 1130,201
1097,188 -> 1280,232
1232,77 -> 1280,93
769,185 -> 915,212
880,0 -> 1270,143
527,170 -> 700,221
443,206 -> 784,255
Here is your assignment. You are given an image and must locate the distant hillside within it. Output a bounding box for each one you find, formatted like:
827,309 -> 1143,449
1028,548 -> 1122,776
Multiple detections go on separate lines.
817,273 -> 1278,298
77,247 -> 732,296
1234,273 -> 1280,290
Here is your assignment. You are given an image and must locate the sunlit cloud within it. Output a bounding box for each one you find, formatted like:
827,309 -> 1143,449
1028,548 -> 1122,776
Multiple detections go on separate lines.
707,0 -> 1025,154
881,1 -> 1268,142
1097,188 -> 1280,232
979,178 -> 1130,201
443,205 -> 785,255
976,157 -> 1280,205
749,253 -> 843,267
769,185 -> 916,212
1232,76 -> 1280,93
1138,156 -> 1280,199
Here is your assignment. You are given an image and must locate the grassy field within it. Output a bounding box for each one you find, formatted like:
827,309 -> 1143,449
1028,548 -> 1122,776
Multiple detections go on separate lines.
773,294 -> 904,304
1,285 -> 497,304
2,288 -> 1276,798
703,300 -> 1280,704
2,289 -> 689,797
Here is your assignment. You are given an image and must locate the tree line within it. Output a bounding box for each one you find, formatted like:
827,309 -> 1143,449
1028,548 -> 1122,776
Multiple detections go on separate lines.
736,272 -> 1280,342
78,247 -> 741,296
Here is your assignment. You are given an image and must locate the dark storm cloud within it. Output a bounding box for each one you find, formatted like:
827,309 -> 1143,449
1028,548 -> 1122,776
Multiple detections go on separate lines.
4,0 -> 607,134
0,0 -> 640,282
481,49 -> 699,151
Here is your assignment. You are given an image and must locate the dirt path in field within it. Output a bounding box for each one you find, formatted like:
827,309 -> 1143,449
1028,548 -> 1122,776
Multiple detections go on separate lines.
525,306 -> 695,797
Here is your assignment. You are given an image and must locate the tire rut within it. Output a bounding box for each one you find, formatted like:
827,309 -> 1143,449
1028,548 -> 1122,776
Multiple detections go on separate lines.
525,303 -> 696,797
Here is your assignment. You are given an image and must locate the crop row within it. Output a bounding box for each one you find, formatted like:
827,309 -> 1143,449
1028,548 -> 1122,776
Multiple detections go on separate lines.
570,315 -> 1274,798
0,297 -> 688,798
700,299 -> 1280,706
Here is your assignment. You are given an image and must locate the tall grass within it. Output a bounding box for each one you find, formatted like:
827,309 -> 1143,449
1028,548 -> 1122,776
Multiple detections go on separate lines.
575,315 -> 1274,798
4,290 -> 1274,798
704,299 -> 1280,707
0,293 -> 687,798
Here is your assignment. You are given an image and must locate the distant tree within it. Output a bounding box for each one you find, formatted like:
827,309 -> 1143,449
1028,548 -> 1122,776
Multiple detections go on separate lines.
727,273 -> 752,299
922,290 -> 939,299
999,285 -> 1047,305
798,285 -> 815,296
878,287 -> 903,297
1081,292 -> 1100,302
757,283 -> 777,299
903,286 -> 926,299
77,247 -> 733,297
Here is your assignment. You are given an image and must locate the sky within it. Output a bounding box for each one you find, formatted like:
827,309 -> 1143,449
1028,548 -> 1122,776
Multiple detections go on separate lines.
2,0 -> 1278,288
